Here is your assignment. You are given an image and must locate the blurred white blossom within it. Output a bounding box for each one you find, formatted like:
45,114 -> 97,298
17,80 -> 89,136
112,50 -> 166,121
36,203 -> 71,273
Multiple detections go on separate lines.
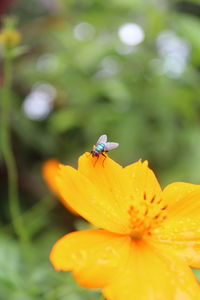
23,83 -> 57,120
118,23 -> 145,46
156,30 -> 190,78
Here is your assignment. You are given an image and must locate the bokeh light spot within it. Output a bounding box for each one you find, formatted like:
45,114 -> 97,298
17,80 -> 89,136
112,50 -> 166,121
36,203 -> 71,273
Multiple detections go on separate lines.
73,22 -> 95,41
22,83 -> 57,120
156,30 -> 190,78
118,23 -> 145,46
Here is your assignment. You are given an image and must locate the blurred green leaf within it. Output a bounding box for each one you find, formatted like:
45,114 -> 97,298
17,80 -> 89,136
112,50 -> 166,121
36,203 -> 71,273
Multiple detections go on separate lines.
48,108 -> 82,133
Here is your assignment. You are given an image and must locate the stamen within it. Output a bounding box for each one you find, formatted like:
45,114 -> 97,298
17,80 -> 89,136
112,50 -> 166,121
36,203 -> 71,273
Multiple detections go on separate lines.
161,205 -> 168,210
128,191 -> 168,240
161,215 -> 167,221
154,214 -> 160,219
144,206 -> 148,216
150,195 -> 156,203
128,205 -> 135,215
156,199 -> 162,205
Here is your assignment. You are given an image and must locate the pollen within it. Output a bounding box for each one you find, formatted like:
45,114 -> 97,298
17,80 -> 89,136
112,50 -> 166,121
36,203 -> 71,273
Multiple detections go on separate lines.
128,192 -> 168,240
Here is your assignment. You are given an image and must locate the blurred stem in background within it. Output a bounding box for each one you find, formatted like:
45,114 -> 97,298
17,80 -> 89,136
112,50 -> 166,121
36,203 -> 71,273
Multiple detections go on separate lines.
0,18 -> 30,254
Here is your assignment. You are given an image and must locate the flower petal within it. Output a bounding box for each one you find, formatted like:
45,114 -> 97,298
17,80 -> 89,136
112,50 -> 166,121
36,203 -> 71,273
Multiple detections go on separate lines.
163,182 -> 200,207
56,163 -> 130,233
103,240 -> 200,300
124,160 -> 162,201
42,159 -> 76,214
50,229 -> 131,288
152,185 -> 200,268
78,153 -> 134,220
42,159 -> 60,196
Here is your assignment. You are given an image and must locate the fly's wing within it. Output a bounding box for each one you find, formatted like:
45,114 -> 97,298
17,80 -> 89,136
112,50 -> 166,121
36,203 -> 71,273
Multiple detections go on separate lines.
96,134 -> 107,145
104,142 -> 119,151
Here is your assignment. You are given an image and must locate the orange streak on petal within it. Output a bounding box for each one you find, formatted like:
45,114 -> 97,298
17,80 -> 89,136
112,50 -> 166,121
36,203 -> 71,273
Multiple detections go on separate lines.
50,229 -> 131,288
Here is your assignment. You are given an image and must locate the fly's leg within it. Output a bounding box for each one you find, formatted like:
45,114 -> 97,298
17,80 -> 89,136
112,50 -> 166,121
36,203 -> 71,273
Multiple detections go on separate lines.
93,155 -> 99,167
101,152 -> 107,167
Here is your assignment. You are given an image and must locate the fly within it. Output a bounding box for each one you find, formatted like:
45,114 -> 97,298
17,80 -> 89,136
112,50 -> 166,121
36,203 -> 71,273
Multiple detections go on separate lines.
90,134 -> 119,165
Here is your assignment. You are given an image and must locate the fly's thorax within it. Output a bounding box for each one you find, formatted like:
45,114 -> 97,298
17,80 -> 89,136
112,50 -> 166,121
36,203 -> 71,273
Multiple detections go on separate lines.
95,143 -> 105,153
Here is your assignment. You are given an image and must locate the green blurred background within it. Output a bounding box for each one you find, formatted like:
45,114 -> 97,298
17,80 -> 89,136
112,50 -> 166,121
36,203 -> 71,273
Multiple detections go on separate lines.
1,0 -> 200,299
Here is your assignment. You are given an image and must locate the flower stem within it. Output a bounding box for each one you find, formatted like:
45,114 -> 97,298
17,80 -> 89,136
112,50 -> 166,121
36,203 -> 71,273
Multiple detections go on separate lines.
1,48 -> 28,247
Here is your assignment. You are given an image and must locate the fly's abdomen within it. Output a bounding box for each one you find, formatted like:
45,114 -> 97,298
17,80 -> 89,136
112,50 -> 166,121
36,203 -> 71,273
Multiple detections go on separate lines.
95,143 -> 105,153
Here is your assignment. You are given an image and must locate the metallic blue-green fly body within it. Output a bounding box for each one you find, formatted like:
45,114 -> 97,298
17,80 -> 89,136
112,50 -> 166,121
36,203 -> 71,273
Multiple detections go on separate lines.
95,143 -> 105,153
90,134 -> 119,158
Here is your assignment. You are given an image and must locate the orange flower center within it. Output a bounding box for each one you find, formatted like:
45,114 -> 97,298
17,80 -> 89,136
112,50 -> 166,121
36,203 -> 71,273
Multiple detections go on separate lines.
128,192 -> 168,240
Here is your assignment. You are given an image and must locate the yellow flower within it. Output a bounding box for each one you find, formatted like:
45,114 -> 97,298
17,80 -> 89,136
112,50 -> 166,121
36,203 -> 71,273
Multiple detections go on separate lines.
0,29 -> 21,48
50,153 -> 200,299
